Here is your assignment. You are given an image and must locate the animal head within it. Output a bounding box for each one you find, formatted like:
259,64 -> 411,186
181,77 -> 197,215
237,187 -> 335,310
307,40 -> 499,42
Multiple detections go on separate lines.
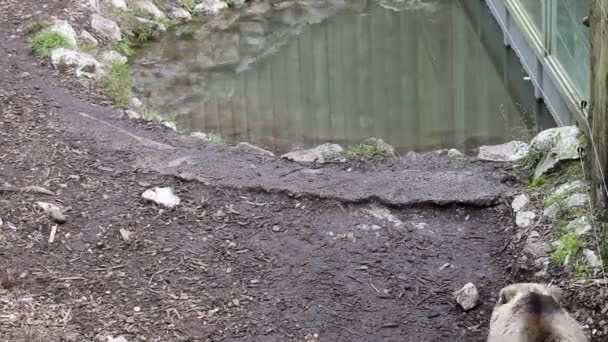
495,283 -> 562,308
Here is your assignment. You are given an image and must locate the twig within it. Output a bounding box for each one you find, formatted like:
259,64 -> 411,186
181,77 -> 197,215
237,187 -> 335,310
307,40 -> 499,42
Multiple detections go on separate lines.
369,275 -> 380,294
48,225 -> 57,244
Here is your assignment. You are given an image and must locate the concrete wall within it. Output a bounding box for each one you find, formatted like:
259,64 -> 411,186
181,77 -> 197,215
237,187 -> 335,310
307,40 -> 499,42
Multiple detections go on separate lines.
590,0 -> 608,211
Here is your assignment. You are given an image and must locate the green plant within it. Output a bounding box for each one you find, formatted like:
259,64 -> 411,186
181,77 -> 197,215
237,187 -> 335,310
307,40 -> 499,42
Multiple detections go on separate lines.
545,186 -> 585,207
31,32 -> 74,58
553,232 -> 583,264
563,161 -> 583,179
100,62 -> 133,108
525,176 -> 552,190
132,7 -> 157,20
207,131 -> 225,143
553,219 -> 570,230
575,263 -> 590,280
132,21 -> 154,42
180,0 -> 196,10
143,108 -> 163,122
346,142 -> 391,158
517,152 -> 539,168
116,40 -> 134,57
26,19 -> 49,34
564,208 -> 586,219
155,0 -> 167,8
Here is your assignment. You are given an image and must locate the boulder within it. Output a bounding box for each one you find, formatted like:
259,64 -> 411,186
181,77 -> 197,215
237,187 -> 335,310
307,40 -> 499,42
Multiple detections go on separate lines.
49,20 -> 78,47
511,194 -> 529,212
565,216 -> 593,236
133,1 -> 167,19
91,14 -> 122,42
50,48 -> 105,78
80,30 -> 99,46
543,193 -> 590,219
142,187 -> 180,208
453,283 -> 480,311
530,126 -> 582,179
194,0 -> 228,15
478,141 -> 529,162
100,50 -> 127,65
281,143 -> 343,163
515,211 -> 536,228
168,6 -> 193,21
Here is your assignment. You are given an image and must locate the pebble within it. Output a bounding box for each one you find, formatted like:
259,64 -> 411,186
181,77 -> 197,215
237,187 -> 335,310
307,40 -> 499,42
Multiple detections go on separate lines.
453,283 -> 480,311
272,225 -> 281,232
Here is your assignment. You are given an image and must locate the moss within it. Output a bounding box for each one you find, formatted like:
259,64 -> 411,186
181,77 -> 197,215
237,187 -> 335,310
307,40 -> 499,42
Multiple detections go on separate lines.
346,142 -> 391,159
100,62 -> 133,108
565,208 -> 586,219
553,232 -> 583,264
563,161 -> 584,179
575,264 -> 590,280
180,0 -> 196,9
31,31 -> 74,58
545,187 -> 585,207
26,19 -> 49,34
525,176 -> 552,190
116,40 -> 134,57
517,152 -> 539,168
553,219 -> 570,230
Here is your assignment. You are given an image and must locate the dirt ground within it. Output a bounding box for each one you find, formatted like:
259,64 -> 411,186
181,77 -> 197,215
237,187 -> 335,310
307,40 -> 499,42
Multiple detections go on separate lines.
0,0 -> 606,341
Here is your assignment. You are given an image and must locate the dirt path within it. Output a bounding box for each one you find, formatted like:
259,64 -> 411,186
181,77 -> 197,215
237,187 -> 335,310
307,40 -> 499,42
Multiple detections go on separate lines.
0,1 -> 518,341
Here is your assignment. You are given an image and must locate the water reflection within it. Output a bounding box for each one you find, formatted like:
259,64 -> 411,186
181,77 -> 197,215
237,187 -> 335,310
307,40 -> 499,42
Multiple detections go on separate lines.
132,0 -> 553,154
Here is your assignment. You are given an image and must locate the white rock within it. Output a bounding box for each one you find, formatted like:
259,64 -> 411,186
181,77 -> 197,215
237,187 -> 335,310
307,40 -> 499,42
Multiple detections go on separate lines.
453,283 -> 479,311
91,14 -> 122,42
447,148 -> 464,157
227,0 -> 246,6
50,48 -> 105,78
531,126 -> 582,179
37,202 -> 67,223
104,0 -> 127,9
478,141 -> 529,162
100,50 -> 127,65
80,30 -> 99,46
107,336 -> 129,342
49,20 -> 78,47
553,181 -> 585,197
89,0 -> 101,12
124,110 -> 141,119
141,187 -> 180,208
584,249 -> 603,268
523,230 -> 551,258
162,121 -> 177,130
129,97 -> 143,109
566,216 -> 593,236
190,132 -> 209,140
516,211 -> 536,228
543,193 -> 590,219
281,143 -> 343,163
511,194 -> 529,212
168,6 -> 193,21
134,0 -> 167,19
235,142 -> 275,157
194,0 -> 228,15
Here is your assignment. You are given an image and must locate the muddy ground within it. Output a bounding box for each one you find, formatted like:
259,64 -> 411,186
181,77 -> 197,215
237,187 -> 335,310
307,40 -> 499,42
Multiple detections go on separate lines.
0,0 -> 606,341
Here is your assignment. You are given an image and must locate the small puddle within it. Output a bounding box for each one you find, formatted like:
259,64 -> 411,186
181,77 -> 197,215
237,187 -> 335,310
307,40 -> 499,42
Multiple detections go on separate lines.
132,0 -> 554,154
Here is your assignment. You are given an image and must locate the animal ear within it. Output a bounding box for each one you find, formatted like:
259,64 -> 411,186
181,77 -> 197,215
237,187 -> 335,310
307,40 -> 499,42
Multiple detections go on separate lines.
497,287 -> 514,305
548,287 -> 562,302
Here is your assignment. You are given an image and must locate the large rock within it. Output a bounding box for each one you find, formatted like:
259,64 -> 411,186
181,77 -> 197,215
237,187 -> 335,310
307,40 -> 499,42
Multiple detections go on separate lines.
103,0 -> 127,9
100,50 -> 127,65
530,126 -> 582,179
511,194 -> 529,212
49,20 -> 78,47
282,143 -> 343,163
566,216 -> 593,236
134,1 -> 167,19
523,230 -> 551,258
553,181 -> 585,197
453,283 -> 479,311
80,30 -> 99,46
194,0 -> 228,15
543,193 -> 590,219
91,14 -> 122,42
50,48 -> 105,78
478,141 -> 529,162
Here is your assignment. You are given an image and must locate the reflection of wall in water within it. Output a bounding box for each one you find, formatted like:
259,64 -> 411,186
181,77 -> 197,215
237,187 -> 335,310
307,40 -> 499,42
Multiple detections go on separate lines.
177,0 -> 541,153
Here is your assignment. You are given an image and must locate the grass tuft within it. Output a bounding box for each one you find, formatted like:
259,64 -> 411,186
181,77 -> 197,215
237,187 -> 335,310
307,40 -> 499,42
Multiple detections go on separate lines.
180,0 -> 196,9
142,108 -> 163,122
100,62 -> 133,108
545,186 -> 585,207
525,176 -> 552,190
553,232 -> 583,264
207,131 -> 225,143
132,7 -> 158,20
575,264 -> 590,280
564,162 -> 583,179
31,32 -> 74,58
346,141 -> 391,159
26,19 -> 49,34
116,40 -> 134,57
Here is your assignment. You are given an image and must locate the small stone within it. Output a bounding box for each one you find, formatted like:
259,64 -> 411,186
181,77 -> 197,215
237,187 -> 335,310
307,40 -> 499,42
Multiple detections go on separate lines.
37,202 -> 67,224
235,142 -> 275,157
80,30 -> 99,45
478,141 -> 529,162
124,110 -> 141,119
447,148 -> 464,157
100,50 -> 127,65
190,132 -> 209,140
281,143 -> 343,163
168,6 -> 192,21
511,194 -> 530,212
19,71 -> 30,78
515,211 -> 536,228
91,14 -> 122,42
531,126 -> 582,179
119,228 -> 132,244
523,230 -> 551,258
129,97 -> 143,109
142,187 -> 180,208
566,216 -> 593,236
134,1 -> 167,19
453,283 -> 480,311
133,306 -> 141,312
584,249 -> 603,268
272,225 -> 280,232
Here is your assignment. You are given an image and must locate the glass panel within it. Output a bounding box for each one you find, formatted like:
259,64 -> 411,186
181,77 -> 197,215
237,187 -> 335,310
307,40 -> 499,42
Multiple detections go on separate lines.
515,0 -> 543,35
551,0 -> 591,99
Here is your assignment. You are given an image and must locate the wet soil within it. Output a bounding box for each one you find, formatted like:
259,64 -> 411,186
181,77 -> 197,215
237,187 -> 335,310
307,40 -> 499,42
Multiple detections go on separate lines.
0,0 -> 603,341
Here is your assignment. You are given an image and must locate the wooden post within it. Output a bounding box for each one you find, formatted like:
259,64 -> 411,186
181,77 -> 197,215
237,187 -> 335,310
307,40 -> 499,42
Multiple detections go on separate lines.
589,0 -> 608,213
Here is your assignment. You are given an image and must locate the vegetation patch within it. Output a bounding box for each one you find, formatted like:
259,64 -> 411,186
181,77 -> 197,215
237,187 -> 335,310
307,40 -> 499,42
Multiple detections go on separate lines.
517,152 -> 539,169
575,263 -> 590,280
116,40 -> 134,57
545,186 -> 585,207
142,108 -> 163,122
26,19 -> 49,34
180,0 -> 196,10
132,7 -> 158,21
346,142 -> 391,159
31,32 -> 74,58
207,132 -> 225,143
100,62 -> 133,108
563,161 -> 583,179
525,176 -> 552,190
553,232 -> 583,264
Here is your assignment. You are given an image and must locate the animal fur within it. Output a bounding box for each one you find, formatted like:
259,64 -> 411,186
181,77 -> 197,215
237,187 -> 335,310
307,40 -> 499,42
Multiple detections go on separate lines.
487,283 -> 588,342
